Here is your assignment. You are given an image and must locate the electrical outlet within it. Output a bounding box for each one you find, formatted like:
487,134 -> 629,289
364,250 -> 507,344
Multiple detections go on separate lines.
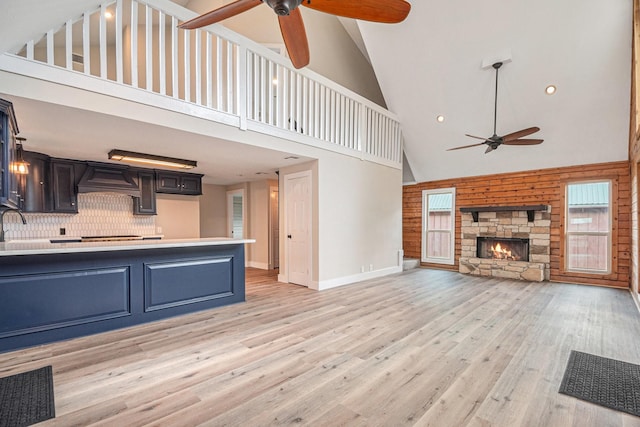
59,228 -> 66,235
360,266 -> 365,273
369,264 -> 373,271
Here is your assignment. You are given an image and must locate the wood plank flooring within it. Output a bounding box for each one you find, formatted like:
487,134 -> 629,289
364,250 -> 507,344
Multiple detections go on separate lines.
2,268 -> 640,426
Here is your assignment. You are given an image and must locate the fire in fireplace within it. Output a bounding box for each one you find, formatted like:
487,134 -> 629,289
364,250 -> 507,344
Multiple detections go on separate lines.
476,237 -> 529,261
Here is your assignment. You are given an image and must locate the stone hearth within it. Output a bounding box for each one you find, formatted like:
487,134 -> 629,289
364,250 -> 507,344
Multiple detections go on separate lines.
459,207 -> 551,282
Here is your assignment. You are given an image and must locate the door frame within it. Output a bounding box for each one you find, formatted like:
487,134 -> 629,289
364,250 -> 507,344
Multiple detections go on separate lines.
281,170 -> 312,286
226,188 -> 246,239
269,185 -> 279,270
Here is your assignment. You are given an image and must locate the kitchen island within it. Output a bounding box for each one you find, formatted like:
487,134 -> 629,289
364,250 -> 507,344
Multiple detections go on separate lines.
0,237 -> 254,352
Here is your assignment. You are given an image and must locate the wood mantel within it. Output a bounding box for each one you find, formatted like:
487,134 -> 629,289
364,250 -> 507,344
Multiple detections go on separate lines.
460,205 -> 548,222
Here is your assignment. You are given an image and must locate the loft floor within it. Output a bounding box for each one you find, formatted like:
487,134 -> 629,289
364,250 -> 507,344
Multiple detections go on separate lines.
1,268 -> 639,426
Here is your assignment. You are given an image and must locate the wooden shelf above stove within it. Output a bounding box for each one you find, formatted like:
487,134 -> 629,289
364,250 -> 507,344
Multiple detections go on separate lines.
460,205 -> 548,222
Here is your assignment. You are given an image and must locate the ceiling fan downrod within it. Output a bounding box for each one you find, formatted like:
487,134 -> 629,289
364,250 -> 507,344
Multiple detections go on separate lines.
492,62 -> 502,137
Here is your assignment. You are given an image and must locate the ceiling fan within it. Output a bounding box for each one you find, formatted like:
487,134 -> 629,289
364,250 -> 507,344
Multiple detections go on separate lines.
178,0 -> 411,69
447,62 -> 543,154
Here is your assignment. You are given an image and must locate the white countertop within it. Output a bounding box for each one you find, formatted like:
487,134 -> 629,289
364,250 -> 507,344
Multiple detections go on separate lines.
0,237 -> 255,256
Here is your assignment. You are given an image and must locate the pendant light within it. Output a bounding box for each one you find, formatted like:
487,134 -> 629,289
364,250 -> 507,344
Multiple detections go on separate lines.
11,137 -> 29,175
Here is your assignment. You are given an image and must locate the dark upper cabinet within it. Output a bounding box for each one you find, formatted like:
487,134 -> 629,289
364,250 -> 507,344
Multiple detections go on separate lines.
156,171 -> 202,195
133,171 -> 156,215
155,171 -> 180,193
14,154 -> 201,214
51,161 -> 77,213
0,99 -> 20,209
181,175 -> 202,194
21,151 -> 51,213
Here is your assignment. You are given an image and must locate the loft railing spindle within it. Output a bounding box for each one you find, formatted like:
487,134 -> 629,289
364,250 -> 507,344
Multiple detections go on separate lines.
99,4 -> 107,78
216,38 -> 223,110
184,28 -> 190,102
226,41 -> 234,114
65,20 -> 72,70
195,30 -> 202,105
130,2 -> 138,86
158,11 -> 166,94
115,0 -> 123,83
46,30 -> 54,65
205,33 -> 212,107
145,5 -> 153,90
171,16 -> 178,97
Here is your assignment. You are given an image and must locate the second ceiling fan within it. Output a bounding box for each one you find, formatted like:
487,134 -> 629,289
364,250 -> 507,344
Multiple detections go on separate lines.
448,62 -> 543,154
179,0 -> 411,69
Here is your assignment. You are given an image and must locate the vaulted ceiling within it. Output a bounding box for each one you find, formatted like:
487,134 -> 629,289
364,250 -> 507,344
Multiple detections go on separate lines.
359,0 -> 633,183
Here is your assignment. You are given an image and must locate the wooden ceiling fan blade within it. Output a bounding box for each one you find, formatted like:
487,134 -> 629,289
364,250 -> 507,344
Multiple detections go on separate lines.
279,9 -> 310,69
502,126 -> 540,142
179,0 -> 262,29
465,134 -> 491,142
503,139 -> 544,146
302,0 -> 411,23
447,142 -> 486,151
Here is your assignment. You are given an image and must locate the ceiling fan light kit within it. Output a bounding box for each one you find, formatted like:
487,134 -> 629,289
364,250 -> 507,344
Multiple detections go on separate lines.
447,61 -> 543,154
179,0 -> 411,69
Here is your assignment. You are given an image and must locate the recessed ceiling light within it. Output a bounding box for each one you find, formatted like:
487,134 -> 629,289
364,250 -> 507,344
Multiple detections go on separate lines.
545,85 -> 557,95
284,155 -> 299,160
272,78 -> 278,85
105,11 -> 113,19
436,115 -> 445,123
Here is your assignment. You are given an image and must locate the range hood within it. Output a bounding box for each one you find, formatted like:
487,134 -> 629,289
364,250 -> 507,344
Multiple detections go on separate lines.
77,162 -> 141,197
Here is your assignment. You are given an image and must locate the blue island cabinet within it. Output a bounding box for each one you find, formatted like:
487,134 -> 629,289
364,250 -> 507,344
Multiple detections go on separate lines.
0,243 -> 246,352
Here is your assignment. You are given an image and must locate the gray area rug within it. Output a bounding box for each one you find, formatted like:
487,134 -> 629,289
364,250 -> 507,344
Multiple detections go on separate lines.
559,350 -> 640,417
0,365 -> 55,427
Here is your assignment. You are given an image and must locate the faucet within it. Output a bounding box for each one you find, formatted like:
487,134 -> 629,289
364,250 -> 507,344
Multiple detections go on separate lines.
0,208 -> 27,243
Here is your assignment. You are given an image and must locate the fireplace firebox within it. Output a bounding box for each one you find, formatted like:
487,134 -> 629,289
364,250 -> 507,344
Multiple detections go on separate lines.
476,237 -> 529,262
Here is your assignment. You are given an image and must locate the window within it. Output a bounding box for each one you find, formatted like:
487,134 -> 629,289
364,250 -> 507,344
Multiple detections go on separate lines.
422,188 -> 456,265
565,181 -> 611,273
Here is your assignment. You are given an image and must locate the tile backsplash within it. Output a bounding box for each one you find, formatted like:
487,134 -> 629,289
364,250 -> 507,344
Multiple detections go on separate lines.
4,193 -> 156,241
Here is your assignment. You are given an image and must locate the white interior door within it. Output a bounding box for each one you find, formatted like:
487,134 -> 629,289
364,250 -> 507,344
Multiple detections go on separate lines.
227,189 -> 245,239
285,171 -> 311,286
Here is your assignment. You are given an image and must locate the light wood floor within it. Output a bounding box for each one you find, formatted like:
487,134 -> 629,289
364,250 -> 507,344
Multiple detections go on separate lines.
2,268 -> 640,426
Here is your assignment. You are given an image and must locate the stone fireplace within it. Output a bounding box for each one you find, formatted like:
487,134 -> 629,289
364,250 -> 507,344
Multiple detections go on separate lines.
459,205 -> 551,282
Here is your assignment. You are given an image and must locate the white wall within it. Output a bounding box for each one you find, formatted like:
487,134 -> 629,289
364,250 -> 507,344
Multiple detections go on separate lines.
279,156 -> 402,290
155,193 -> 200,238
316,155 -> 402,287
199,183 -> 227,237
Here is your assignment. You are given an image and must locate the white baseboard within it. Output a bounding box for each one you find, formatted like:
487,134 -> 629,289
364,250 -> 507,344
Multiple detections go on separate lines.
277,274 -> 288,283
316,266 -> 402,291
247,261 -> 269,270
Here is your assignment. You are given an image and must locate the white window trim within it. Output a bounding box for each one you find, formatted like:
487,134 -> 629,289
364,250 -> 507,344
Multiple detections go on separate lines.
565,180 -> 612,274
422,187 -> 456,265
